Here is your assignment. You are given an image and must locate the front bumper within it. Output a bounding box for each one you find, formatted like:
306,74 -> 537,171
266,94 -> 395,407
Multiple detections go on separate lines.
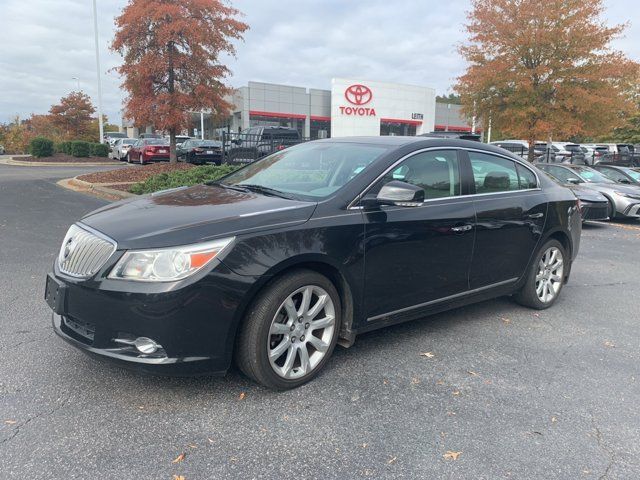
622,202 -> 640,218
46,262 -> 260,376
580,201 -> 609,221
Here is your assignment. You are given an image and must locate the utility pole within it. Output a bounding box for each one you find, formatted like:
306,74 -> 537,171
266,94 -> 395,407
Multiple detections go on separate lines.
92,0 -> 104,142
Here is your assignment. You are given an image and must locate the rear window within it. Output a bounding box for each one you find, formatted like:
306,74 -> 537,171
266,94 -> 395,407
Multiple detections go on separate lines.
144,139 -> 168,146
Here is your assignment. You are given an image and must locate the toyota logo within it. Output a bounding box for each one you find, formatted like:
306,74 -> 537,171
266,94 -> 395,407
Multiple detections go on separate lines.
345,84 -> 373,106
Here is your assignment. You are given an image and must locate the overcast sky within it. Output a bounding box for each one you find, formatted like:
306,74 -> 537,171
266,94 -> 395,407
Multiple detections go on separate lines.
0,0 -> 638,124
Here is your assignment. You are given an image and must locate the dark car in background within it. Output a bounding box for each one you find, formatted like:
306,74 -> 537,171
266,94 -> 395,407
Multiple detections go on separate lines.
536,163 -> 640,219
127,138 -> 170,164
225,126 -> 302,164
45,138 -> 581,389
178,139 -> 223,165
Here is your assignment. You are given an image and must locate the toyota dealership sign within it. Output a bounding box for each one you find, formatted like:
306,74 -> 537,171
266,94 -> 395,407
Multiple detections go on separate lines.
331,78 -> 435,137
340,84 -> 377,117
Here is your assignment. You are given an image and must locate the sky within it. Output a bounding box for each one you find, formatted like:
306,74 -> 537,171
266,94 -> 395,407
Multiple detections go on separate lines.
0,0 -> 638,124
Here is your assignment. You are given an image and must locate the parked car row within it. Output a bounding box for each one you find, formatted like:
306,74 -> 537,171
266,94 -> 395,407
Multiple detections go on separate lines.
492,140 -> 639,166
108,135 -> 225,165
536,163 -> 640,220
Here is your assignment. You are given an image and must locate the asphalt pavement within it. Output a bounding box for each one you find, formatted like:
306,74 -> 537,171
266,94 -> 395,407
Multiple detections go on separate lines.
1,163 -> 639,479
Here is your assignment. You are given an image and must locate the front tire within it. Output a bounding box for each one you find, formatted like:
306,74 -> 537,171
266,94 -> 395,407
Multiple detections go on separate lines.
514,239 -> 566,310
235,270 -> 341,389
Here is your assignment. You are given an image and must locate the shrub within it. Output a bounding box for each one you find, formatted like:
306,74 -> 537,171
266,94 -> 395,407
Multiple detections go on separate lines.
29,137 -> 54,158
130,165 -> 239,195
56,141 -> 71,154
91,143 -> 110,157
70,140 -> 92,157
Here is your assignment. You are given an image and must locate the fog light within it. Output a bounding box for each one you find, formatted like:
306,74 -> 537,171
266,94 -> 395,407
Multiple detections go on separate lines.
134,337 -> 160,354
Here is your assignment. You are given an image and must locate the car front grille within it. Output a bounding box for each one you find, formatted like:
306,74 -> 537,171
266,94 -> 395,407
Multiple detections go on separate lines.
58,224 -> 116,278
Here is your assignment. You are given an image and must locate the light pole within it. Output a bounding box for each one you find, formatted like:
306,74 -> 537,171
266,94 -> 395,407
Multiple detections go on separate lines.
72,77 -> 80,90
92,0 -> 104,142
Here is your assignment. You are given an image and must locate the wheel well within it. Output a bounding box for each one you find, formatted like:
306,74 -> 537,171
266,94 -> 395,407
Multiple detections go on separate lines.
548,231 -> 571,258
263,262 -> 356,347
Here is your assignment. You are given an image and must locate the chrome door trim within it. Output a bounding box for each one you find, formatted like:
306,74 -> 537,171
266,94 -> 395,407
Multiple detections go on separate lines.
366,277 -> 519,322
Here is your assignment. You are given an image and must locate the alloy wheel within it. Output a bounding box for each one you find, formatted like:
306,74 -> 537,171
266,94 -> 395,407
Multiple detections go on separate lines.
535,247 -> 564,303
267,285 -> 336,379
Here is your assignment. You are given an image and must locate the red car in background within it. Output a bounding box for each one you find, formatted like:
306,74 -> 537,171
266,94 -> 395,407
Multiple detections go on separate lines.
127,139 -> 170,164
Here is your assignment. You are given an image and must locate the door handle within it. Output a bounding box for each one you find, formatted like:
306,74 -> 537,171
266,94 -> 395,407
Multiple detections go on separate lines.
527,213 -> 544,219
451,225 -> 473,233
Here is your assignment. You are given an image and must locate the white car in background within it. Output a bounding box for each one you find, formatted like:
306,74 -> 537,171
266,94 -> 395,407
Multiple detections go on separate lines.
110,138 -> 137,161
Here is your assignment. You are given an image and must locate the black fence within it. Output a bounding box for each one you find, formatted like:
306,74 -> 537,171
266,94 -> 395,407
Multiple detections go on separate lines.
221,131 -> 311,165
496,144 -> 640,167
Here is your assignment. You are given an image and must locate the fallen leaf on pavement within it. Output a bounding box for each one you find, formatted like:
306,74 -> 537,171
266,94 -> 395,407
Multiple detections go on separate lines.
238,392 -> 246,400
452,390 -> 460,396
411,377 -> 421,385
500,317 -> 511,324
420,352 -> 435,358
207,438 -> 215,444
436,379 -> 445,385
387,456 -> 397,465
551,416 -> 557,423
362,443 -> 368,448
172,453 -> 186,464
443,451 -> 462,460
467,371 -> 478,376
173,476 -> 186,480
604,340 -> 615,348
188,444 -> 197,449
4,420 -> 17,425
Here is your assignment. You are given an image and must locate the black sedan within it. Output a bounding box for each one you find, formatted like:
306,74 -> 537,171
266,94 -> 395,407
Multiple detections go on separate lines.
45,138 -> 581,389
178,139 -> 223,165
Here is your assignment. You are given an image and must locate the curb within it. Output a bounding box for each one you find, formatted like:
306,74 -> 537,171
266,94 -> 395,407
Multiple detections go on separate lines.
1,157 -> 123,167
58,176 -> 136,201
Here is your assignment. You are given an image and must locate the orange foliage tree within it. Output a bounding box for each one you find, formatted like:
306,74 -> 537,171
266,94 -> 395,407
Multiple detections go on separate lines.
49,91 -> 97,141
112,0 -> 249,162
456,0 -> 639,160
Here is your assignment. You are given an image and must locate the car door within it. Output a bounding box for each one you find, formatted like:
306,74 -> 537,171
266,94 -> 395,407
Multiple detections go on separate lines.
465,150 -> 547,289
361,149 -> 476,322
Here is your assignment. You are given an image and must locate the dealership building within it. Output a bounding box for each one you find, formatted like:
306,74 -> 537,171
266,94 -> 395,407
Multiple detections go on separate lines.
224,78 -> 475,139
125,78 -> 476,139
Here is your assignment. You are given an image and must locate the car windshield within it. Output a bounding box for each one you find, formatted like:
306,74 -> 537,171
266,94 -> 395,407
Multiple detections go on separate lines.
218,142 -> 390,201
622,168 -> 640,181
571,166 -> 615,183
123,139 -> 136,145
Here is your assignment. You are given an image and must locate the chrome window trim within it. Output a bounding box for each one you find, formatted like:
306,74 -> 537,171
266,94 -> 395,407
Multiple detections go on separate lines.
347,146 -> 542,210
367,277 -> 519,322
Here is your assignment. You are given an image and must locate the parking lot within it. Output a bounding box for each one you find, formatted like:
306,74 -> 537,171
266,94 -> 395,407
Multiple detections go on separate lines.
1,163 -> 639,479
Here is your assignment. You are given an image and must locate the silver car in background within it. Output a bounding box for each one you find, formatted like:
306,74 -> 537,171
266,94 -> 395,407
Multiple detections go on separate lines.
110,138 -> 137,161
536,163 -> 640,219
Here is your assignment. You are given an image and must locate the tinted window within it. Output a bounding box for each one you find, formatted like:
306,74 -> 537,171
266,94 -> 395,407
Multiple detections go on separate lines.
373,150 -> 460,200
516,164 -> 538,189
571,166 -> 614,183
469,152 -> 519,193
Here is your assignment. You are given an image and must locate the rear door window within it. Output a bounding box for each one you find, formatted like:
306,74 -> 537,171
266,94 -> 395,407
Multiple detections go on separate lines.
468,152 -> 520,193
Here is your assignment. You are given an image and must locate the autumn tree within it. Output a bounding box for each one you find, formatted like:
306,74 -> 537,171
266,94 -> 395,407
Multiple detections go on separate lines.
456,0 -> 639,161
112,0 -> 249,163
49,91 -> 97,141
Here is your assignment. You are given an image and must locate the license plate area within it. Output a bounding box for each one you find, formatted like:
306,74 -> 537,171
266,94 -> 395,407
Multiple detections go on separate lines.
45,274 -> 66,314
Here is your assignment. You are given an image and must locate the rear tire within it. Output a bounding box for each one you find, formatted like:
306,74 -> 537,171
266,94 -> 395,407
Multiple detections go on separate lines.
235,270 -> 341,390
514,239 -> 567,310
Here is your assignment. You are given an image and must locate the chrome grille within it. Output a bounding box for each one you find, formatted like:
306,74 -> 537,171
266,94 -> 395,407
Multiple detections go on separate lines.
58,224 -> 116,278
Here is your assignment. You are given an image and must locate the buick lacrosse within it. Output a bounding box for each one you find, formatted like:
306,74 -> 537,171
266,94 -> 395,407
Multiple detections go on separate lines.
46,137 -> 581,389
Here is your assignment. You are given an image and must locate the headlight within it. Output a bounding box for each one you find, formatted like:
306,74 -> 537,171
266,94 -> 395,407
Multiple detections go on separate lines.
614,191 -> 640,200
108,237 -> 234,282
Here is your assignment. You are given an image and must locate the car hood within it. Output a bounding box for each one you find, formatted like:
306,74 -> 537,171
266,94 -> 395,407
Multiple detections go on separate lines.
567,185 -> 608,202
584,182 -> 640,196
80,184 -> 317,249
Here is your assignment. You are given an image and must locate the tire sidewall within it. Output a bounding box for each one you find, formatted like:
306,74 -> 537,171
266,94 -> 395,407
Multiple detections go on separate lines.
240,270 -> 342,389
521,239 -> 567,309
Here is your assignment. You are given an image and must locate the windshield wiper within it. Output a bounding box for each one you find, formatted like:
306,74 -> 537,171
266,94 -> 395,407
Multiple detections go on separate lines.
207,181 -> 250,193
237,184 -> 295,199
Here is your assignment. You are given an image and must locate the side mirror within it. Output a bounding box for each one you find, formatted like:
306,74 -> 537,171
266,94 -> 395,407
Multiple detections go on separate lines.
362,180 -> 425,209
566,178 -> 580,185
619,179 -> 631,184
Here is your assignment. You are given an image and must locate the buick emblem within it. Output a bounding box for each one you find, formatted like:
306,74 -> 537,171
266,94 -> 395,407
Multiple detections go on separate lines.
345,84 -> 373,106
63,237 -> 75,260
